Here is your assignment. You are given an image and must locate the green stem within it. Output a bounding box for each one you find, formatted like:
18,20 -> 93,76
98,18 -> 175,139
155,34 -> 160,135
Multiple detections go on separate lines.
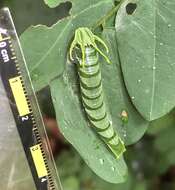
93,0 -> 125,30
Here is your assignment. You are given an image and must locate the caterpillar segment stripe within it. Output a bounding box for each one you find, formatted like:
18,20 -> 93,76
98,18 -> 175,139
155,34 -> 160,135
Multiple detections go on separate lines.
78,47 -> 126,159
0,8 -> 59,190
69,27 -> 126,159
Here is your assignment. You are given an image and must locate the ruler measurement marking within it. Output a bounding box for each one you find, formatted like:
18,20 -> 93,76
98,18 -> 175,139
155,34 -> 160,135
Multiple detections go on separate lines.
0,33 -> 2,40
9,76 -> 31,116
30,144 -> 48,178
0,36 -> 10,42
11,56 -> 17,60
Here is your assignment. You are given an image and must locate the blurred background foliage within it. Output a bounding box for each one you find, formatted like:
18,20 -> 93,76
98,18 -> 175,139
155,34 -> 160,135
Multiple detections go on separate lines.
0,0 -> 71,34
1,0 -> 175,189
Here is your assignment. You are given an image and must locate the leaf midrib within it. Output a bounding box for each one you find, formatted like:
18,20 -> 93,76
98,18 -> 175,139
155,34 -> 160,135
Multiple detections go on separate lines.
149,1 -> 157,119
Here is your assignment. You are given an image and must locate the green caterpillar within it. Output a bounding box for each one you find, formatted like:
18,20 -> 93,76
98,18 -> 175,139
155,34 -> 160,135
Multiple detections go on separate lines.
69,27 -> 125,159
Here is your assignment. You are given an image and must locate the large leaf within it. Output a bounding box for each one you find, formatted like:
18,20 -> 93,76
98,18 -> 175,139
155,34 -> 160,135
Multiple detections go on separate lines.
115,0 -> 175,121
20,0 -> 113,91
50,29 -> 148,183
56,149 -> 141,190
101,29 -> 148,145
50,77 -> 127,184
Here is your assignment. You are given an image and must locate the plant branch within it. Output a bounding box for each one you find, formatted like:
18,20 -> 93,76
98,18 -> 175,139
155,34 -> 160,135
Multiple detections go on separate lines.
93,0 -> 125,30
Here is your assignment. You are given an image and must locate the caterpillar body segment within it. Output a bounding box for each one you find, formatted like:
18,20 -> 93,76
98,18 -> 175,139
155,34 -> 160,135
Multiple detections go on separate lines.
69,27 -> 126,159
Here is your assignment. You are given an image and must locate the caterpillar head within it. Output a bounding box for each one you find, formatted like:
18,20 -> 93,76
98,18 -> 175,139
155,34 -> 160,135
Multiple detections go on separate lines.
69,27 -> 111,67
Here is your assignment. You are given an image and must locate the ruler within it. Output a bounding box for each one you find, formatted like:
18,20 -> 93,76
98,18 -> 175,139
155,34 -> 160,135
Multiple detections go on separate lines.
0,8 -> 61,190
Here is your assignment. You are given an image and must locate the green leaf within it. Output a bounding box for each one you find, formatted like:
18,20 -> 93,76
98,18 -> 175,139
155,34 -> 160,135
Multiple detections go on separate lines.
20,0 -> 113,91
50,77 -> 127,184
56,149 -> 135,190
43,0 -> 64,8
115,0 -> 175,121
101,29 -> 148,145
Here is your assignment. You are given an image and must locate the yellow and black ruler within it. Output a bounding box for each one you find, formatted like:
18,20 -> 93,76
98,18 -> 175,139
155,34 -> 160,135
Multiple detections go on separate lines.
0,8 -> 60,190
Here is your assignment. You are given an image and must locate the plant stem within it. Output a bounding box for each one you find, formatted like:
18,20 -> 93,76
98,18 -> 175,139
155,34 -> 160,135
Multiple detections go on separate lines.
93,0 -> 124,30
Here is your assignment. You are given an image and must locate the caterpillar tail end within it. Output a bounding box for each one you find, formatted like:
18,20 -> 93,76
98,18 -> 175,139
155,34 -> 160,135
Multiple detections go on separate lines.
107,138 -> 126,159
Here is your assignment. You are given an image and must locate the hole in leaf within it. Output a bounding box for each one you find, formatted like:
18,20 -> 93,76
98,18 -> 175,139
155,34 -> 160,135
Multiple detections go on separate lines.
126,3 -> 137,15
